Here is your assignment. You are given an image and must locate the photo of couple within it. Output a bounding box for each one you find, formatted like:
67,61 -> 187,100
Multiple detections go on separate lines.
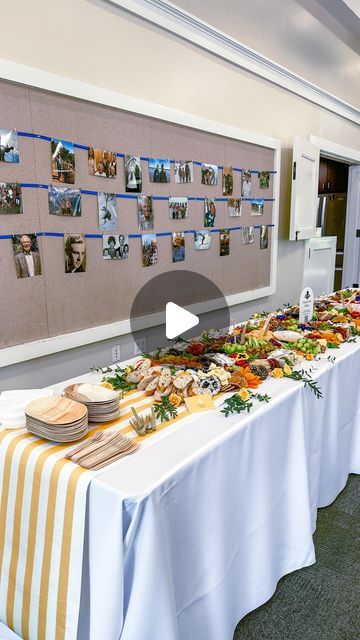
174,160 -> 193,184
149,158 -> 170,183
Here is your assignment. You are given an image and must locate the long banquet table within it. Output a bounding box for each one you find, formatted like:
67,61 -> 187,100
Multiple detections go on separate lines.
1,340 -> 359,640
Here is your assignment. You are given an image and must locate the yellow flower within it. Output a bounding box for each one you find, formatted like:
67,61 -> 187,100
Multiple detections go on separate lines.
270,368 -> 284,379
283,364 -> 292,376
101,382 -> 114,390
238,388 -> 250,402
169,393 -> 182,407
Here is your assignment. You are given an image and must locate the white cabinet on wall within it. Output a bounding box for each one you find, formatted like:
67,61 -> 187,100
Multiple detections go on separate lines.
302,236 -> 336,295
289,137 -> 320,241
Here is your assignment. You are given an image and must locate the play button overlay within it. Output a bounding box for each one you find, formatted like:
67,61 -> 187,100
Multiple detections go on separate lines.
166,302 -> 199,339
130,270 -> 230,354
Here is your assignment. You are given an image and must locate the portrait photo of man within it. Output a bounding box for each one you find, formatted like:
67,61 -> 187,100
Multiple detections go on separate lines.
12,234 -> 42,279
64,233 -> 86,273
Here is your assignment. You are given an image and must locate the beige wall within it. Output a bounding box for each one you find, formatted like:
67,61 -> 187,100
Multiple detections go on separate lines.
0,0 -> 360,387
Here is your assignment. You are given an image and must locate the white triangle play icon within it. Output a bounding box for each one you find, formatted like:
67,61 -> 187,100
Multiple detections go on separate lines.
165,302 -> 199,340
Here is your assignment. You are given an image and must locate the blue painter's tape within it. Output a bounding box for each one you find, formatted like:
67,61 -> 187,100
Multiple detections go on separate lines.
81,189 -> 98,195
0,234 -> 13,239
43,232 -> 65,237
74,143 -> 89,150
85,233 -> 103,238
115,193 -> 138,199
20,183 -> 48,189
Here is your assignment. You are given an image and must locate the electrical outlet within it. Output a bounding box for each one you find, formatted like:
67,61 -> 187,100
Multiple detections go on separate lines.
134,338 -> 146,355
112,345 -> 121,363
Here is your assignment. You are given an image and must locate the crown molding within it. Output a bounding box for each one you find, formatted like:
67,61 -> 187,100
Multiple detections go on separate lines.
105,0 -> 360,126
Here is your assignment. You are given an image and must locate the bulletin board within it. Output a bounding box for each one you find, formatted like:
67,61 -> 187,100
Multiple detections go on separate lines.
0,79 -> 278,352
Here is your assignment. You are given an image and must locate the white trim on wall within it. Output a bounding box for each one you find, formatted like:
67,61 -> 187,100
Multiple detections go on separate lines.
0,285 -> 276,367
103,0 -> 360,126
0,62 -> 280,367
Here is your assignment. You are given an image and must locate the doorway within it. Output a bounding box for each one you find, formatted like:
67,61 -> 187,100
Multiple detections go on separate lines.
317,157 -> 349,291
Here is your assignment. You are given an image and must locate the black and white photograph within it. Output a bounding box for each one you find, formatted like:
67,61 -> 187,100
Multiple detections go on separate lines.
172,231 -> 185,263
51,138 -> 75,184
48,185 -> 81,216
251,198 -> 264,216
194,230 -> 211,250
219,229 -> 230,256
103,234 -> 129,259
12,234 -> 42,279
241,170 -> 252,198
98,192 -> 117,230
239,226 -> 254,245
260,225 -> 269,249
0,128 -> 19,163
204,198 -> 216,227
168,196 -> 188,220
149,158 -> 170,183
88,147 -> 117,178
138,196 -> 154,231
0,182 -> 22,214
201,163 -> 218,186
64,233 -> 86,273
124,155 -> 142,193
228,198 -> 242,217
174,160 -> 194,184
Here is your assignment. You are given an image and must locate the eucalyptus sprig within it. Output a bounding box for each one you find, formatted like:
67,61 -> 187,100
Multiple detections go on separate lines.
284,369 -> 323,399
220,391 -> 271,417
90,365 -> 137,392
221,394 -> 253,417
153,396 -> 179,422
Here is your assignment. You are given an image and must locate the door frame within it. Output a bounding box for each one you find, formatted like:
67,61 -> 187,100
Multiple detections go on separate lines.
309,135 -> 360,288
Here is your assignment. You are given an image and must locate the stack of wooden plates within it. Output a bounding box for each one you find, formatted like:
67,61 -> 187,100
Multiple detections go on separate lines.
63,383 -> 120,422
25,396 -> 88,442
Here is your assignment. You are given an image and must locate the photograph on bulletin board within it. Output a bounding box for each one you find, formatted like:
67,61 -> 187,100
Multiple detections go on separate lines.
124,154 -> 142,193
219,229 -> 230,256
201,163 -> 218,186
241,170 -> 252,198
194,230 -> 211,251
240,226 -> 254,245
174,160 -> 194,184
251,198 -> 264,216
64,233 -> 86,273
103,234 -> 129,259
149,158 -> 170,183
228,198 -> 242,217
0,182 -> 22,214
48,185 -> 81,217
138,196 -> 154,231
88,147 -> 117,178
51,138 -> 75,184
260,225 -> 269,249
142,233 -> 158,267
98,192 -> 117,230
172,231 -> 185,263
12,234 -> 42,278
204,198 -> 216,227
169,196 -> 188,220
0,128 -> 19,163
258,171 -> 270,189
222,167 -> 233,196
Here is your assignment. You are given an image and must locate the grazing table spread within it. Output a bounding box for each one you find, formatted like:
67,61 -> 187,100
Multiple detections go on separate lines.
0,290 -> 359,640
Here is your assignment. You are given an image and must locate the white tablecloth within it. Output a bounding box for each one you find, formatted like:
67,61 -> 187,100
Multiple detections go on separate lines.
2,342 -> 360,640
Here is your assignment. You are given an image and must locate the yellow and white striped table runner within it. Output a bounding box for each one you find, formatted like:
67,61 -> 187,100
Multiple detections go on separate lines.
0,388 -> 201,640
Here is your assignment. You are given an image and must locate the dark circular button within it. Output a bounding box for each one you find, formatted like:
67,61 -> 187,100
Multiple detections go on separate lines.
130,269 -> 230,354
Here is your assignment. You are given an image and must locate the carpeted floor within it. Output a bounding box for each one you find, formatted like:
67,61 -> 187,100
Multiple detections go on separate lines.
233,474 -> 360,640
